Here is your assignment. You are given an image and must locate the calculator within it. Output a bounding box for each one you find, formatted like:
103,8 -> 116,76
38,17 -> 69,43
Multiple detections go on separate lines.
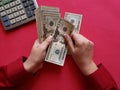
0,0 -> 38,30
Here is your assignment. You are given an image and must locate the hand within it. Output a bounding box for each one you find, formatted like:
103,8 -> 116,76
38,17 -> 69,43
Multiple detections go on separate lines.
64,33 -> 98,75
23,36 -> 53,73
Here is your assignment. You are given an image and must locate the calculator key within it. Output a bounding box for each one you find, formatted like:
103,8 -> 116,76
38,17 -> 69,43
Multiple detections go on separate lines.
23,2 -> 29,7
13,12 -> 19,17
15,16 -> 21,22
0,6 -> 5,12
30,5 -> 36,10
28,0 -> 34,5
31,10 -> 35,15
8,0 -> 13,3
1,16 -> 9,22
4,4 -> 10,9
3,0 -> 13,5
6,9 -> 12,14
15,0 -> 21,5
4,21 -> 11,27
25,7 -> 34,17
0,2 -> 3,7
10,18 -> 16,24
26,10 -> 33,17
0,11 -> 7,16
8,14 -> 14,19
19,9 -> 25,15
21,14 -> 27,20
12,7 -> 18,12
10,1 -> 16,7
3,0 -> 8,5
17,4 -> 23,10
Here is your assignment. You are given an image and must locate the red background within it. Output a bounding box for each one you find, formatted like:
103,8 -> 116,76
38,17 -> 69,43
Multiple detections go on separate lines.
0,0 -> 120,90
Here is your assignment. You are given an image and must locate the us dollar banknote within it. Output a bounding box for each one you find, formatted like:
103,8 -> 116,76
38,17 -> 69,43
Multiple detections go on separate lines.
45,19 -> 74,66
35,6 -> 60,43
64,12 -> 82,33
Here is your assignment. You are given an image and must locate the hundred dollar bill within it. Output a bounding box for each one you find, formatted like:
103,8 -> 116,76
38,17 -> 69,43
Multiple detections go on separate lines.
35,6 -> 60,43
64,12 -> 82,33
45,19 -> 74,66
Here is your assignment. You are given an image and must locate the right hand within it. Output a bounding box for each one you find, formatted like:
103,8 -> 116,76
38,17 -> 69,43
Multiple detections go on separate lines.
64,33 -> 98,75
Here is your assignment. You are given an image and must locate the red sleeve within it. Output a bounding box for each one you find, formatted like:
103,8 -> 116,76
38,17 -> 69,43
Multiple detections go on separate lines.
87,64 -> 119,90
0,57 -> 33,88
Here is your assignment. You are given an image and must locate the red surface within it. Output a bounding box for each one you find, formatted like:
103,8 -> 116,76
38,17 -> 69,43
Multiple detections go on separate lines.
0,0 -> 120,90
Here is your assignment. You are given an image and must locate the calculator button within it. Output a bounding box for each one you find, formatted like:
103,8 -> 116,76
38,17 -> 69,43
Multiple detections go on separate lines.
3,0 -> 8,5
4,4 -> 10,9
19,9 -> 25,15
10,1 -> 16,7
8,14 -> 14,19
12,7 -> 18,12
23,2 -> 29,7
0,11 -> 7,16
26,11 -> 33,17
0,6 -> 5,12
28,0 -> 34,5
0,2 -> 3,7
15,16 -> 21,22
4,21 -> 11,27
13,12 -> 19,17
6,9 -> 12,14
23,3 -> 28,7
15,0 -> 21,5
21,14 -> 27,20
25,7 -> 33,18
1,16 -> 9,22
10,18 -> 16,24
30,5 -> 36,10
17,4 -> 23,10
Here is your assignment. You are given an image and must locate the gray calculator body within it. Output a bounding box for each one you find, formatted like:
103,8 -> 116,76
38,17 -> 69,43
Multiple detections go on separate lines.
0,0 -> 38,30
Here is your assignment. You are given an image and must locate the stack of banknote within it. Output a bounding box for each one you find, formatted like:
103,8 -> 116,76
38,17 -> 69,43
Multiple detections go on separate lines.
35,6 -> 82,66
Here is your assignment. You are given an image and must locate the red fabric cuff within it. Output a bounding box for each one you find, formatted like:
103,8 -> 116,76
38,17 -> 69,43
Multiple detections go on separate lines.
6,56 -> 33,86
87,64 -> 118,90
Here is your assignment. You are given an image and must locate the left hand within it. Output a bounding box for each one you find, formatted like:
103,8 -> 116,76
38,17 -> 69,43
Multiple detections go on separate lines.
23,36 -> 53,73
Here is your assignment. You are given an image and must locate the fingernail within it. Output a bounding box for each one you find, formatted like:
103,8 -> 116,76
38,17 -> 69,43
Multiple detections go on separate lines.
48,35 -> 53,40
64,34 -> 67,37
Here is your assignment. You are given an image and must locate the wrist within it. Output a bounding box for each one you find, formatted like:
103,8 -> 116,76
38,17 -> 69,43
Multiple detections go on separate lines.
23,58 -> 40,74
79,60 -> 98,76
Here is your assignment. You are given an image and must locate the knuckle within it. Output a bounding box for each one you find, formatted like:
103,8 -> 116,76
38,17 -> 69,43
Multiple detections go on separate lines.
89,41 -> 94,47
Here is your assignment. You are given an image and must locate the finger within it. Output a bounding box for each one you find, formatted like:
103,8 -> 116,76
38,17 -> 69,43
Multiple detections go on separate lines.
33,39 -> 40,47
71,33 -> 81,46
71,33 -> 87,45
64,34 -> 74,52
41,36 -> 53,49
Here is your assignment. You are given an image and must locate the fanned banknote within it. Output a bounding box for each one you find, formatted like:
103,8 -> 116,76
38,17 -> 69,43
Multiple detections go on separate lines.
35,6 -> 60,43
64,12 -> 82,33
45,19 -> 74,66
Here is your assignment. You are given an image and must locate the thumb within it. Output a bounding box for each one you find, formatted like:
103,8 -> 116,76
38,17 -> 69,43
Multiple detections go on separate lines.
64,34 -> 74,52
41,36 -> 53,49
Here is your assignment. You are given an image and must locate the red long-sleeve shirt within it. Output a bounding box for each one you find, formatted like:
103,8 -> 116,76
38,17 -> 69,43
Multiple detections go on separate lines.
0,57 -> 119,90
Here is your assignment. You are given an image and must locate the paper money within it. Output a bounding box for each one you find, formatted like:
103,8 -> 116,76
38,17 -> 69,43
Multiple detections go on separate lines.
35,6 -> 83,66
45,19 -> 74,66
35,6 -> 60,43
64,12 -> 82,33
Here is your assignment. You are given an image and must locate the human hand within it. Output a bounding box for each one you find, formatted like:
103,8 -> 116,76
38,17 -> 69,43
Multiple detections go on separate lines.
23,36 -> 53,73
64,33 -> 98,75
